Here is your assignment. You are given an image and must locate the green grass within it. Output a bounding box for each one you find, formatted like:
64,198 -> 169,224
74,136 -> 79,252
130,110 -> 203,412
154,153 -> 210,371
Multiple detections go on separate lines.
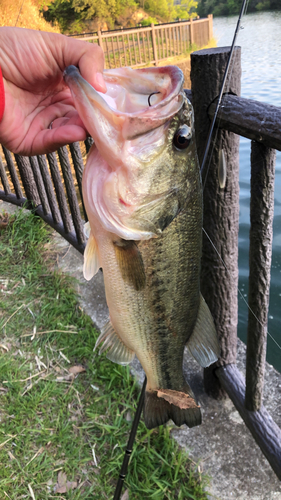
0,209 -> 209,499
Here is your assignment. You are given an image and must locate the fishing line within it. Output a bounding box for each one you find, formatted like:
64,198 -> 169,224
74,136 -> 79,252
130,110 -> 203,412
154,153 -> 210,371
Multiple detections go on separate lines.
200,0 -> 250,182
203,224 -> 281,353
199,0 -> 281,355
14,0 -> 26,27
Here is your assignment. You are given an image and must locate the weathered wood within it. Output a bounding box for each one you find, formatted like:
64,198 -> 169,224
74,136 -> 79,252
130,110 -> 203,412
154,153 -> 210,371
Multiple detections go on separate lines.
47,152 -> 73,233
57,146 -> 85,245
29,156 -> 51,216
2,147 -> 23,199
0,154 -> 11,194
190,17 -> 194,45
216,364 -> 281,480
191,47 -> 241,398
36,154 -> 62,224
68,142 -> 87,221
208,14 -> 213,39
97,30 -> 103,50
209,95 -> 281,152
151,24 -> 158,66
245,143 -> 276,411
14,154 -> 40,206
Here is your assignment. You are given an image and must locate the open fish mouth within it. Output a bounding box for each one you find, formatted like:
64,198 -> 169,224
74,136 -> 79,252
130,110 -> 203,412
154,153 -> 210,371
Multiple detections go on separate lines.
64,65 -> 184,140
63,64 -> 188,241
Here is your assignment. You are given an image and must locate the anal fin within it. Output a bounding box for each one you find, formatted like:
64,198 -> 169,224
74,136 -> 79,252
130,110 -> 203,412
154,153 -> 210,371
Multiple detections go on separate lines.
187,293 -> 220,367
95,320 -> 135,365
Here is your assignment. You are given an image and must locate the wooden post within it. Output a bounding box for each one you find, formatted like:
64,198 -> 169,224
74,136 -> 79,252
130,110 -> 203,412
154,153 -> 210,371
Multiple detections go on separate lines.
151,24 -> 158,66
191,47 -> 241,398
98,30 -> 103,50
245,142 -> 275,411
208,14 -> 213,40
190,18 -> 194,45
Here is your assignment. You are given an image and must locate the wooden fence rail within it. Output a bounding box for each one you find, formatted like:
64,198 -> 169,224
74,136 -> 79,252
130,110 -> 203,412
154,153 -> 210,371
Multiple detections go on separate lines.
1,46 -> 281,479
73,17 -> 212,68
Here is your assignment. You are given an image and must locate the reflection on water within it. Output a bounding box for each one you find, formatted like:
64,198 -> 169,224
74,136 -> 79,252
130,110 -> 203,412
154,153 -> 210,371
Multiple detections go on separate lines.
213,12 -> 281,370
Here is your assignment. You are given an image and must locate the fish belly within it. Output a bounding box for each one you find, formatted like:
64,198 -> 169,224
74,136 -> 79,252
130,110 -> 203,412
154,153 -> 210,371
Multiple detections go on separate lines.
97,184 -> 202,428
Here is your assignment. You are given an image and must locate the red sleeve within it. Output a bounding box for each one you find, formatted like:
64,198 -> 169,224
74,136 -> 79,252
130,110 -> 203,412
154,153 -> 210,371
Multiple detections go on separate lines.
0,67 -> 5,122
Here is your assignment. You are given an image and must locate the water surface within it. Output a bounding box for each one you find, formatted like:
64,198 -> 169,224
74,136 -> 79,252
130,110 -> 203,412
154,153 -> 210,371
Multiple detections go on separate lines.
213,12 -> 281,371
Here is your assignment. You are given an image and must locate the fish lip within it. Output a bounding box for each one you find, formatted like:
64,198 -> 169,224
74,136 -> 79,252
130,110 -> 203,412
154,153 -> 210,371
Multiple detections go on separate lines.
64,65 -> 184,119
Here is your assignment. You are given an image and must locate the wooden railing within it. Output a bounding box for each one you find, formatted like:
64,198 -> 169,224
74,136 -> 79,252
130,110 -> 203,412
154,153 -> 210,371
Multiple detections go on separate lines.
73,17 -> 213,68
188,46 -> 281,479
1,46 -> 281,480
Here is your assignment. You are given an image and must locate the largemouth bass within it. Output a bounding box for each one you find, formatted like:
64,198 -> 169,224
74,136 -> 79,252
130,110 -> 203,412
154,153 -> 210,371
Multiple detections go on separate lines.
64,65 -> 220,429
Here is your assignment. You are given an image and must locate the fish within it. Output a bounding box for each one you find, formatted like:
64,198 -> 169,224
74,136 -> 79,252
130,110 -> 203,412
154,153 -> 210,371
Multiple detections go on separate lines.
64,65 -> 220,429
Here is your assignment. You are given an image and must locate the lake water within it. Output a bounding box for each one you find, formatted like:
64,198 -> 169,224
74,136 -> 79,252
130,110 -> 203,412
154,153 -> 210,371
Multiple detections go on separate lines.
213,11 -> 281,371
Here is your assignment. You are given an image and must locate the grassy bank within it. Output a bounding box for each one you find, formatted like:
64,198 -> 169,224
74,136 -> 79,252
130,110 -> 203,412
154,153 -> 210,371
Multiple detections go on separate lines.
0,208 -> 209,499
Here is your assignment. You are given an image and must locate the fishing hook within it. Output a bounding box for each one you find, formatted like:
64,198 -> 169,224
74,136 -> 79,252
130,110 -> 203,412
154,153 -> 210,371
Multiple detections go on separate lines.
148,91 -> 161,106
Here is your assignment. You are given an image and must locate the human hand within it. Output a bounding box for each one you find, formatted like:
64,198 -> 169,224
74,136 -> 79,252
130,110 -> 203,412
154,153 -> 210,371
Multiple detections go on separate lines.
0,27 -> 106,156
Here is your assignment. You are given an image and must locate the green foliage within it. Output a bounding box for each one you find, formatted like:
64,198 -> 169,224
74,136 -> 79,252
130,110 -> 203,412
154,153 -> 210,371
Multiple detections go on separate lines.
140,15 -> 158,25
175,0 -> 198,20
143,0 -> 197,22
42,0 -> 137,33
0,209 -> 210,499
197,0 -> 280,17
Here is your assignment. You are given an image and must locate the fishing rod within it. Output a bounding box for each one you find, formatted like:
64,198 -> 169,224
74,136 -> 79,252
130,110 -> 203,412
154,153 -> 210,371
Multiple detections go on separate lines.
200,0 -> 249,177
113,377 -> 147,500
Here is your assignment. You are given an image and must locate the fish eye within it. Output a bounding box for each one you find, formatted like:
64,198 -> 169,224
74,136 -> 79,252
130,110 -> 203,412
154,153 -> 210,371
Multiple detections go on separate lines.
173,125 -> 192,150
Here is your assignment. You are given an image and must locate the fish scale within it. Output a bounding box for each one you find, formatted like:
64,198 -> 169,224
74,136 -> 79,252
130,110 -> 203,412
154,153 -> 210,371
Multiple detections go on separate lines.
64,64 -> 220,429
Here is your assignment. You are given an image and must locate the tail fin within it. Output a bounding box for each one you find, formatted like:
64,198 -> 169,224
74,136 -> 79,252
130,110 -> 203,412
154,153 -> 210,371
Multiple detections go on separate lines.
144,385 -> 201,430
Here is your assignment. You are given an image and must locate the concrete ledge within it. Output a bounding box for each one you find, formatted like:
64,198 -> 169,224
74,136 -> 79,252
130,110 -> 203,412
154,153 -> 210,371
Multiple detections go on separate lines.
2,202 -> 281,499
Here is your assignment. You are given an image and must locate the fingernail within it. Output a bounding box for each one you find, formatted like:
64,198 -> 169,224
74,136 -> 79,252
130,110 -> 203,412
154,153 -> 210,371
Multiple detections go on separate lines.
95,72 -> 107,92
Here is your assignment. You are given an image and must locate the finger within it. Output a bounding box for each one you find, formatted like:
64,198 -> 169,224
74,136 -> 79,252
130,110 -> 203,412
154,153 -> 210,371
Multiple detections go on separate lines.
60,36 -> 107,93
22,124 -> 89,156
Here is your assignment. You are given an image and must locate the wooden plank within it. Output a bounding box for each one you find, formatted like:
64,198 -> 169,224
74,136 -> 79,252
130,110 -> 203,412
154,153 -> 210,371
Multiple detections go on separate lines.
122,34 -> 127,66
245,143 -> 275,411
151,25 -> 158,65
191,47 -> 241,398
127,34 -> 132,66
111,36 -> 117,67
105,37 -> 111,69
133,32 -> 137,66
2,147 -> 23,199
142,32 -> 147,62
208,95 -> 281,151
116,35 -> 122,66
216,364 -> 281,481
137,31 -> 142,65
146,30 -> 150,62
14,154 -> 40,205
0,154 -> 11,194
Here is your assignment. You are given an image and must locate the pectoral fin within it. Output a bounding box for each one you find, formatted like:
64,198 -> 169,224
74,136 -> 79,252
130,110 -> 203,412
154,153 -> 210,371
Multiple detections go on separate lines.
95,320 -> 135,365
113,239 -> 146,291
187,294 -> 220,367
83,231 -> 100,281
128,188 -> 180,235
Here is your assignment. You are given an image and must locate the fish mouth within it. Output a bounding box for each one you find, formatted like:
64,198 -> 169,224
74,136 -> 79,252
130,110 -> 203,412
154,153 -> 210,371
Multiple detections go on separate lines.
64,65 -> 184,140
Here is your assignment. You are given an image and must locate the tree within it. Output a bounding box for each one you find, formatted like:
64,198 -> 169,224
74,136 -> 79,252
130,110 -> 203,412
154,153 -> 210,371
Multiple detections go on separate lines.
42,0 -> 137,33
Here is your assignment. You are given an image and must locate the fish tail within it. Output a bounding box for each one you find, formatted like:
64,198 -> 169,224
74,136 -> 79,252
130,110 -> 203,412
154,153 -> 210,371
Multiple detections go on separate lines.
143,384 -> 202,430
